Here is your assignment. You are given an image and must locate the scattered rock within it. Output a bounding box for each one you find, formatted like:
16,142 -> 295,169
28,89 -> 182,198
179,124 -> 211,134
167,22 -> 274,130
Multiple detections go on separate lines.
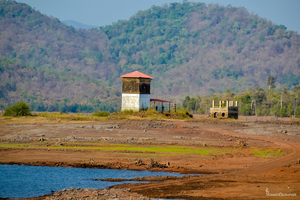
138,138 -> 155,141
287,132 -> 299,136
46,188 -> 153,200
147,158 -> 168,169
278,130 -> 287,133
173,136 -> 186,139
135,158 -> 143,166
237,140 -> 247,146
85,125 -> 93,129
113,125 -> 120,129
36,134 -> 45,137
94,124 -> 120,130
1,134 -> 33,142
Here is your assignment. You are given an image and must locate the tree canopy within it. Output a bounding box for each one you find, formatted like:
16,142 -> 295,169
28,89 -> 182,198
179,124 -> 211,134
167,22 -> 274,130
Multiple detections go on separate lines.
0,0 -> 299,111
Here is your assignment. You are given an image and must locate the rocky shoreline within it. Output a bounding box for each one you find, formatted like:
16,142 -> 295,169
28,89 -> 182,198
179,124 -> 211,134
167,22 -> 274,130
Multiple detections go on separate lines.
94,174 -> 195,182
0,160 -> 209,175
46,187 -> 153,200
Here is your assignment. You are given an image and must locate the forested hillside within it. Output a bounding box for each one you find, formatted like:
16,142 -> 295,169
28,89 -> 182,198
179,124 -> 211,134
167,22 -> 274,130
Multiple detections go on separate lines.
0,0 -> 299,112
0,0 -> 119,112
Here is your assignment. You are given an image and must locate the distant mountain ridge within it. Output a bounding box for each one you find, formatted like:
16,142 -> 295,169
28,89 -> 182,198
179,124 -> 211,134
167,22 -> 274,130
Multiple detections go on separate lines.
63,20 -> 99,29
0,0 -> 299,112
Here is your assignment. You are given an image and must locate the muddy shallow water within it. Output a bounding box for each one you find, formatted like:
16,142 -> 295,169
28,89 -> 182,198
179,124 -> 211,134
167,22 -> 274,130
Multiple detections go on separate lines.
0,164 -> 185,199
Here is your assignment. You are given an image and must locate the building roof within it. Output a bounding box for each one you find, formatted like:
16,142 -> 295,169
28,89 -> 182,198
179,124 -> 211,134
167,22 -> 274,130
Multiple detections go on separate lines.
150,98 -> 173,103
120,71 -> 153,79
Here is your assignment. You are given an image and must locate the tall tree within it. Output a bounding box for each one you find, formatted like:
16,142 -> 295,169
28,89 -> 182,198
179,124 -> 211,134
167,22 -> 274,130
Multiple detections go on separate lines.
267,76 -> 276,90
251,84 -> 266,116
293,86 -> 300,117
279,88 -> 288,108
182,96 -> 190,109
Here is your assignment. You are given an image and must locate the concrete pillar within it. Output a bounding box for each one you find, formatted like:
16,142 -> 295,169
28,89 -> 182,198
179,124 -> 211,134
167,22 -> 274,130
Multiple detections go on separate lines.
173,103 -> 176,112
219,101 -> 221,108
235,101 -> 238,106
226,100 -> 229,108
212,100 -> 214,107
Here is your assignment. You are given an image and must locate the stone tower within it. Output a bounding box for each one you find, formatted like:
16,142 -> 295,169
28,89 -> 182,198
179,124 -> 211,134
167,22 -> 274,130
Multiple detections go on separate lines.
120,71 -> 153,111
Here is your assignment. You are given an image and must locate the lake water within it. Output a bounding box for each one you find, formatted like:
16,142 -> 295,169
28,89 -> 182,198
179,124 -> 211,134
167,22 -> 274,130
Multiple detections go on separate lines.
0,164 -> 184,199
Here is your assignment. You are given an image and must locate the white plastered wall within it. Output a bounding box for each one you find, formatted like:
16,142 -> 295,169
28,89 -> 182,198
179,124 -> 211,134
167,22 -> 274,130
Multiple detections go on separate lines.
121,94 -> 150,111
122,94 -> 139,111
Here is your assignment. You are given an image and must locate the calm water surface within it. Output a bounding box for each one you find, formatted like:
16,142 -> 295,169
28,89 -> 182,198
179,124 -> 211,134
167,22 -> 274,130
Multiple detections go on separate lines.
0,164 -> 184,199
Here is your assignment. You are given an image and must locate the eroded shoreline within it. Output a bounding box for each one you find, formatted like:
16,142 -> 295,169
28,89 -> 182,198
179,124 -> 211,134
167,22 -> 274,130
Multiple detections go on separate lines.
1,117 -> 300,199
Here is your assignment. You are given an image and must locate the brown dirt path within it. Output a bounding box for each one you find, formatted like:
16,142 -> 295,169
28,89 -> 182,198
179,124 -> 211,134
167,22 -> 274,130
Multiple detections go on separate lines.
126,121 -> 300,199
205,126 -> 300,174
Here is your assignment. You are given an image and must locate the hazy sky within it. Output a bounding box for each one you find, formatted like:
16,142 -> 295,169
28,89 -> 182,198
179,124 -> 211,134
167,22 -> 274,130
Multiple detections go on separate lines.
17,0 -> 300,33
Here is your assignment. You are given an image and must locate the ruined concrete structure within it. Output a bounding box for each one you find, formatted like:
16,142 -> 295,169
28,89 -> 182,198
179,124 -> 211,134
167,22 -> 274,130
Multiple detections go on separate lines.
120,71 -> 153,111
210,100 -> 239,119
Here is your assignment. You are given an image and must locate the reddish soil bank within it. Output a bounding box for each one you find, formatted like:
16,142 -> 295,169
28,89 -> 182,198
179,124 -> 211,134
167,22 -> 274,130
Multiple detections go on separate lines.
0,118 -> 300,199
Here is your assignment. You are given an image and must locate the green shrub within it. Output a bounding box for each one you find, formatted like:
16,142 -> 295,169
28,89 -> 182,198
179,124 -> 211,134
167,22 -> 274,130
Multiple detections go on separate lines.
121,109 -> 135,115
296,106 -> 300,118
4,102 -> 31,116
221,102 -> 226,108
92,110 -> 110,117
198,108 -> 203,114
176,110 -> 193,118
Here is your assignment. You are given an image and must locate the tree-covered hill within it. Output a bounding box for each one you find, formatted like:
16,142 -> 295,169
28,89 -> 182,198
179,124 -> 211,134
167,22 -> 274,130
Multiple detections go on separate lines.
100,2 -> 300,97
0,0 -> 119,112
0,0 -> 299,112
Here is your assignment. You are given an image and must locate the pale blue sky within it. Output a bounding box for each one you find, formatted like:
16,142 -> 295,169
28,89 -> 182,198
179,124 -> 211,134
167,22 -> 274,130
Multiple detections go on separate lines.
17,0 -> 300,33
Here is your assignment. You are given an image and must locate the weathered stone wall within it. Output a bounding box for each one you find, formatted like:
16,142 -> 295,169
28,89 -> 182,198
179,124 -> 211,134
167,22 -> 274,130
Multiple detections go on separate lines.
121,78 -> 151,94
210,102 -> 239,119
121,78 -> 139,94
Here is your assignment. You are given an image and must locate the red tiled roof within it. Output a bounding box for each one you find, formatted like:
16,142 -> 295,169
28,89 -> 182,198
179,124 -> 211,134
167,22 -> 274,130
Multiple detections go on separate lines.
150,99 -> 172,103
120,71 -> 153,79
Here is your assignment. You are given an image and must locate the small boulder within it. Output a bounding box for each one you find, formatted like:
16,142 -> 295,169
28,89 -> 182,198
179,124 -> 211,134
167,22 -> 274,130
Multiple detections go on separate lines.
113,125 -> 120,129
36,134 -> 45,137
